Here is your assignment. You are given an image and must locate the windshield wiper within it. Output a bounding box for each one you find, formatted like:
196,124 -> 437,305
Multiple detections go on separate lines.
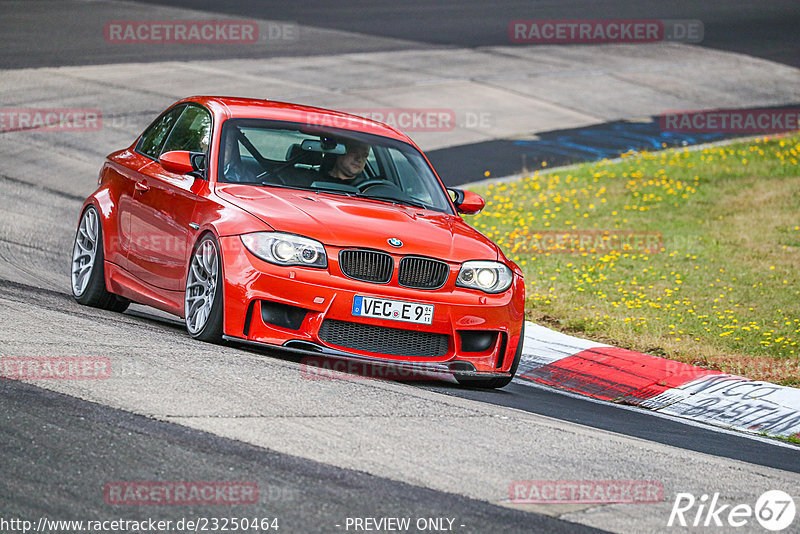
222,181 -> 314,192
353,194 -> 431,210
231,181 -> 433,210
259,181 -> 311,190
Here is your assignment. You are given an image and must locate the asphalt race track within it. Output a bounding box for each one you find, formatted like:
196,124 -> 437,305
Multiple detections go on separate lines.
1,2 -> 799,533
11,1 -> 800,68
1,378 -> 588,534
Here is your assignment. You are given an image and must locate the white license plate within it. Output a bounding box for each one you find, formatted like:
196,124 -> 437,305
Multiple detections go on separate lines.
352,296 -> 434,325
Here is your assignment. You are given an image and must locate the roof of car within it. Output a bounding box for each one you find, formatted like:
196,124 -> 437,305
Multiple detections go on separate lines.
178,96 -> 413,144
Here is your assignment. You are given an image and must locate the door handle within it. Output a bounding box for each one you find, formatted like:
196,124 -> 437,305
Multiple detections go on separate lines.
134,181 -> 150,192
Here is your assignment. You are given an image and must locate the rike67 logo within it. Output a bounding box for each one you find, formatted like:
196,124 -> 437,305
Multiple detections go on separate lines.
668,490 -> 795,531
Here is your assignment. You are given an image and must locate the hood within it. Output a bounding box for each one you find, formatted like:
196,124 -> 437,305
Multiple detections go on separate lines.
215,185 -> 499,263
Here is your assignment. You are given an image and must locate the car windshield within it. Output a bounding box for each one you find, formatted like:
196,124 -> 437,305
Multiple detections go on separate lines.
217,118 -> 454,213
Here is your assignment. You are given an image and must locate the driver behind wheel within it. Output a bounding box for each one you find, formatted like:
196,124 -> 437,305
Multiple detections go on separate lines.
319,140 -> 370,186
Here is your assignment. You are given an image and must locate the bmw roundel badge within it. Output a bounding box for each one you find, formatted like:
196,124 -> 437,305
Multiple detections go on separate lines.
388,237 -> 403,247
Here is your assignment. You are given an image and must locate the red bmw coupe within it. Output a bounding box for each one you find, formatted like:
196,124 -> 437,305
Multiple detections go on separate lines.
71,96 -> 525,387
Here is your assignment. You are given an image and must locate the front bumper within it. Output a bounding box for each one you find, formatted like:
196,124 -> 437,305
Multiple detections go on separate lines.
219,236 -> 525,375
222,334 -> 512,382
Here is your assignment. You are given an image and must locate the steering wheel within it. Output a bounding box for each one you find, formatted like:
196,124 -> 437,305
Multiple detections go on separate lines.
357,179 -> 399,192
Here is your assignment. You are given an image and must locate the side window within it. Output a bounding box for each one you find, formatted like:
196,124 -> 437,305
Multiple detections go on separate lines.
161,106 -> 212,155
137,105 -> 185,160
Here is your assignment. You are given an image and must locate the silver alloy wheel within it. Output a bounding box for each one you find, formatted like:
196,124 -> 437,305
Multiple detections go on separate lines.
71,207 -> 99,297
185,238 -> 219,334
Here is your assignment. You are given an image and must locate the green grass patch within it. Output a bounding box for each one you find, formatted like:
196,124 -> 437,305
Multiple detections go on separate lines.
465,134 -> 800,386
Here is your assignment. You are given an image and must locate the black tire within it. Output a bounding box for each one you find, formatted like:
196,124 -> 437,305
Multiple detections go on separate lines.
184,233 -> 224,343
70,206 -> 130,313
108,295 -> 131,312
456,323 -> 525,389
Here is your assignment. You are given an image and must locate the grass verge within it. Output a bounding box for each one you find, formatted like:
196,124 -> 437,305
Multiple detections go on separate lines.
465,134 -> 800,386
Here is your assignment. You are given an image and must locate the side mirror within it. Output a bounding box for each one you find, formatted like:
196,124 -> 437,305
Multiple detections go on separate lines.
449,188 -> 485,215
159,150 -> 195,175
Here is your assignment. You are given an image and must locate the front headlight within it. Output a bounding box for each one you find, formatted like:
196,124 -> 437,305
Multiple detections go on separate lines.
240,232 -> 327,268
456,261 -> 513,293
